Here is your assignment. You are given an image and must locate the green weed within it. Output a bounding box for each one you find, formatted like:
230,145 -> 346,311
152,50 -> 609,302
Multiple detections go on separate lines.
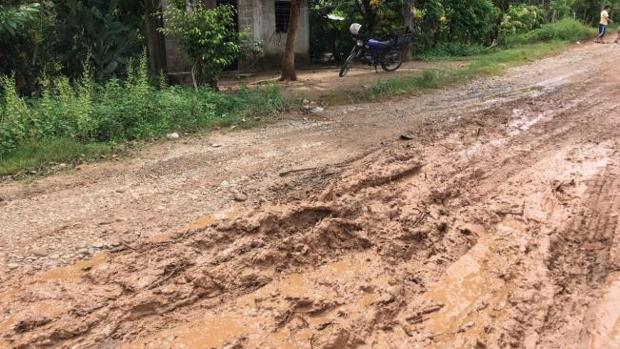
0,57 -> 284,176
0,138 -> 111,177
505,19 -> 595,46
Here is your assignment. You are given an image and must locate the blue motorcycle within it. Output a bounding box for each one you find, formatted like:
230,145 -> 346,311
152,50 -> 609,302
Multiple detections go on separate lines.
339,23 -> 411,78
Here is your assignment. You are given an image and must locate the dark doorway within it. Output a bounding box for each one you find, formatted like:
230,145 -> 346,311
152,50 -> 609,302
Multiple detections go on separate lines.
217,0 -> 239,70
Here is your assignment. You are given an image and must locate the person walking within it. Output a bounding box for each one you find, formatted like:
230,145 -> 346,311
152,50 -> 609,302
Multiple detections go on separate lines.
595,5 -> 612,43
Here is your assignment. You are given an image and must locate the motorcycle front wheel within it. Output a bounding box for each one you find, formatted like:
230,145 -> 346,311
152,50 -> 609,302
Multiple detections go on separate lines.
381,49 -> 403,72
339,51 -> 357,77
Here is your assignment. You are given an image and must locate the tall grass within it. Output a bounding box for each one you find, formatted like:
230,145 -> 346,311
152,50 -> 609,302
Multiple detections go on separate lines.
0,56 -> 284,175
505,18 -> 595,46
419,18 -> 594,60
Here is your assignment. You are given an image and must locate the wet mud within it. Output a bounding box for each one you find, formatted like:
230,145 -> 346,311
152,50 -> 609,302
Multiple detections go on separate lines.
1,44 -> 620,348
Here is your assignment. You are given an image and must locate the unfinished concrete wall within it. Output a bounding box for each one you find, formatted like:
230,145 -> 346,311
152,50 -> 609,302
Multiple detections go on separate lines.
163,0 -> 311,74
259,0 -> 310,68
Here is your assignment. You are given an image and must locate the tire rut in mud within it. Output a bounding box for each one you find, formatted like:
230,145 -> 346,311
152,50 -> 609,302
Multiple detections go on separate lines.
0,147 -> 480,348
539,163 -> 620,348
2,53 -> 620,348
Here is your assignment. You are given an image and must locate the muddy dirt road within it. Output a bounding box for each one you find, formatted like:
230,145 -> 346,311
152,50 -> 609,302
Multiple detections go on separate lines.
1,43 -> 620,348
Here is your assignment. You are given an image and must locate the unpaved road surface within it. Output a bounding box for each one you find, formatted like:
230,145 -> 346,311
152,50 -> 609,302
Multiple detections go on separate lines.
218,60 -> 462,100
1,43 -> 620,348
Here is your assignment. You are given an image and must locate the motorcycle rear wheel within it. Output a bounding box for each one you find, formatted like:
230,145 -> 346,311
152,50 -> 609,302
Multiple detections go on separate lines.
381,49 -> 403,72
339,53 -> 356,77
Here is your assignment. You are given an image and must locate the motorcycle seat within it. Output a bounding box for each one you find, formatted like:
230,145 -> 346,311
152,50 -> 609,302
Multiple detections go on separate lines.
367,39 -> 393,49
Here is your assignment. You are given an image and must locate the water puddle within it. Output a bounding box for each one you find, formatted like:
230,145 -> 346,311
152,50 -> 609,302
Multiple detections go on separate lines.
39,251 -> 109,282
123,252 -> 381,349
508,109 -> 551,136
425,238 -> 496,336
423,222 -> 522,347
122,314 -> 247,349
185,214 -> 216,233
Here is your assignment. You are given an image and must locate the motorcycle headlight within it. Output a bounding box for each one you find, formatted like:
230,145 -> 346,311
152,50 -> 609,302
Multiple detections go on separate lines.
356,40 -> 364,46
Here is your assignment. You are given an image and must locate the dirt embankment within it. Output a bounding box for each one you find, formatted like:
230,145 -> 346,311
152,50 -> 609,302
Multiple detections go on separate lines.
1,43 -> 620,348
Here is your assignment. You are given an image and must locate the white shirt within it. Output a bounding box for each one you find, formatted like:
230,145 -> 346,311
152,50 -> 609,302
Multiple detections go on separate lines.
601,10 -> 610,25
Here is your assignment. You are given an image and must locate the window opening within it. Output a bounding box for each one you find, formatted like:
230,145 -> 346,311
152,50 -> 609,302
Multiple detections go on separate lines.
275,1 -> 291,33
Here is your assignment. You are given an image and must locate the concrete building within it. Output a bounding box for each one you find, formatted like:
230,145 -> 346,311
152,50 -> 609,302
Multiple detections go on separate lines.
164,0 -> 310,75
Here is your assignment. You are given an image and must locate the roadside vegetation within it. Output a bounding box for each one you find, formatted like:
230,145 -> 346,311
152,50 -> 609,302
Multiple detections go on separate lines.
0,58 -> 284,176
0,0 -> 606,176
356,19 -> 595,101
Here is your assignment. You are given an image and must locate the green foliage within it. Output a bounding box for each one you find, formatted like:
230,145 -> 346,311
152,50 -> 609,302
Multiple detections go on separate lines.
0,2 -> 40,38
0,57 -> 284,168
55,0 -> 140,80
0,75 -> 29,152
505,18 -> 595,45
0,1 -> 58,95
550,0 -> 575,19
442,0 -> 499,44
323,41 -> 566,105
0,138 -> 111,177
1,0 -> 143,95
499,4 -> 547,42
310,0 -> 598,60
159,4 -> 241,88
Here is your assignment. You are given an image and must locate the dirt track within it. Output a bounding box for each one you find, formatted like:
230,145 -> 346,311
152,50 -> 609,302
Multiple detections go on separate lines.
1,43 -> 620,348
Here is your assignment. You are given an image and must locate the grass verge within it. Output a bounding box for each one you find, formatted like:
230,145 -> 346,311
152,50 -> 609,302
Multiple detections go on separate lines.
319,40 -> 570,105
0,138 -> 112,177
0,56 -> 285,178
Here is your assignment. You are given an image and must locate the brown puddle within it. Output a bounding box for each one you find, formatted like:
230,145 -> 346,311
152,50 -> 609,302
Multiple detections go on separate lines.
122,253 -> 381,349
425,238 -> 496,335
122,314 -> 246,349
185,214 -> 216,233
39,251 -> 110,282
182,208 -> 238,235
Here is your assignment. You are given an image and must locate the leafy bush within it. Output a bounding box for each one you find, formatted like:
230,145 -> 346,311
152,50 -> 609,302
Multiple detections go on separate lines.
55,0 -> 140,80
0,57 -> 284,160
505,18 -> 595,46
0,75 -> 29,152
160,3 -> 242,89
550,0 -> 573,20
0,1 -> 58,95
0,2 -> 40,38
442,0 -> 498,44
499,4 -> 547,44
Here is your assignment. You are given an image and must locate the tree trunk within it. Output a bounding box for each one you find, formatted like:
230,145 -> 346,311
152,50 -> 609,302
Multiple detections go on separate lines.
433,22 -> 441,47
280,0 -> 301,81
144,0 -> 167,74
402,0 -> 413,61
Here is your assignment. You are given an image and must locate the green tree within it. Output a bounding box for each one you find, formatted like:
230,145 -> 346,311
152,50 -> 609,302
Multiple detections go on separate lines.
160,3 -> 241,90
442,0 -> 499,44
55,0 -> 140,80
0,1 -> 57,94
0,2 -> 40,38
